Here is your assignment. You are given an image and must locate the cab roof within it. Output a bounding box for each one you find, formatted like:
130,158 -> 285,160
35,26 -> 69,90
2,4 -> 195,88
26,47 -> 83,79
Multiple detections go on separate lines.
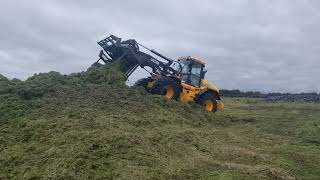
178,56 -> 206,65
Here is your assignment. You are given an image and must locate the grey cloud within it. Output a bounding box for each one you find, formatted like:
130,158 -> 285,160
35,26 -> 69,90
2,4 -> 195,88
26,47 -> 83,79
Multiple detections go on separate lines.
0,0 -> 319,93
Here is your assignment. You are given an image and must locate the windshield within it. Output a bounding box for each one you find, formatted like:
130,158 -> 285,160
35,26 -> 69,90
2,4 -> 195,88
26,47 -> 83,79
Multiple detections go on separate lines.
191,64 -> 202,76
179,60 -> 203,86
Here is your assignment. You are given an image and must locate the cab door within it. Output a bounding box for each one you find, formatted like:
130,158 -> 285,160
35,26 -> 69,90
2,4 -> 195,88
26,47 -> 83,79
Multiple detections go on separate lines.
189,63 -> 203,87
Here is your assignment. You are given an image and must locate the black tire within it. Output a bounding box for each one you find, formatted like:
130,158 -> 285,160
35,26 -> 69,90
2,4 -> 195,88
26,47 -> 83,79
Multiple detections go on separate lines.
151,77 -> 181,100
134,78 -> 150,90
197,92 -> 218,112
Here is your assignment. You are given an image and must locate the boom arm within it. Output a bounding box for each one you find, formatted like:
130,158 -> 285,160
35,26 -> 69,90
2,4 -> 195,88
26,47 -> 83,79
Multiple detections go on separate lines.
97,35 -> 178,77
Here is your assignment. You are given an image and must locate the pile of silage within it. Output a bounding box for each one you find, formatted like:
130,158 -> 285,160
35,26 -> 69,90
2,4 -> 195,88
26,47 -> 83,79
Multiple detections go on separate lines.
0,65 -> 127,121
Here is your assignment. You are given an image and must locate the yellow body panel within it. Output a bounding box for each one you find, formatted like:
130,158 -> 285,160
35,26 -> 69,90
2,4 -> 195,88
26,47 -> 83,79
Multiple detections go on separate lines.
200,79 -> 220,93
179,82 -> 203,103
178,79 -> 224,110
179,80 -> 219,102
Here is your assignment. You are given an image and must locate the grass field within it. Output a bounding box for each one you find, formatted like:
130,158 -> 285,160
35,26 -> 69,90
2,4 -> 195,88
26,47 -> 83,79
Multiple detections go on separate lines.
0,67 -> 319,179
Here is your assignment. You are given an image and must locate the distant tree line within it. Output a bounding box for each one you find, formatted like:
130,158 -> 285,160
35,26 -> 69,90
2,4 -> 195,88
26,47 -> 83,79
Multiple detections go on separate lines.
220,89 -> 320,102
220,89 -> 265,98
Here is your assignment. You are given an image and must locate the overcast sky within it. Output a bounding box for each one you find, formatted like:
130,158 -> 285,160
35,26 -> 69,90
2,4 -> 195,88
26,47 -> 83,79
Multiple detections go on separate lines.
0,0 -> 319,93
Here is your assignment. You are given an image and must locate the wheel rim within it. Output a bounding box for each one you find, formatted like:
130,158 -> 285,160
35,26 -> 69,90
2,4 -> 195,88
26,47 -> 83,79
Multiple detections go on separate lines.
204,100 -> 214,111
164,86 -> 174,99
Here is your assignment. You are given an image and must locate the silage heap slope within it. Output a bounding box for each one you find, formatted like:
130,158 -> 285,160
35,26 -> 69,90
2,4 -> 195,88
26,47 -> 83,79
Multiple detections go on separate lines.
0,66 -> 314,179
0,66 -> 225,179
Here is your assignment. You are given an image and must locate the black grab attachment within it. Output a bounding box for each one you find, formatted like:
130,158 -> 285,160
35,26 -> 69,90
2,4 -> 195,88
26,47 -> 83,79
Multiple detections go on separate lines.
96,35 -> 178,78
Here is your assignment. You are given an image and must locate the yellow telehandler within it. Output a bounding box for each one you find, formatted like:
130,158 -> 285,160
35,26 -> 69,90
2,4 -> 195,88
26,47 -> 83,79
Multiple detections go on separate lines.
95,35 -> 224,112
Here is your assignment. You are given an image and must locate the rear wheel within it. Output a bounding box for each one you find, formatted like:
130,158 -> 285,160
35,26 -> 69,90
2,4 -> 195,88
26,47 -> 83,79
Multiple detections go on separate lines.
151,77 -> 181,100
197,93 -> 218,112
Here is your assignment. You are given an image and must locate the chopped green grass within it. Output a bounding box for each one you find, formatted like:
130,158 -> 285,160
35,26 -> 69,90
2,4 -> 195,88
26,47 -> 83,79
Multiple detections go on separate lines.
0,68 -> 319,179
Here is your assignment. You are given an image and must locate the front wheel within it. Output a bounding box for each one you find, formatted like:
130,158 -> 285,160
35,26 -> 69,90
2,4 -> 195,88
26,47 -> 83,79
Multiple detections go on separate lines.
197,93 -> 218,112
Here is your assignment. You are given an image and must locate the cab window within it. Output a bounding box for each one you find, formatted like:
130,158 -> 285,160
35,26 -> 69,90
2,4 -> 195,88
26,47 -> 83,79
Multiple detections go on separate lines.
191,67 -> 201,76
